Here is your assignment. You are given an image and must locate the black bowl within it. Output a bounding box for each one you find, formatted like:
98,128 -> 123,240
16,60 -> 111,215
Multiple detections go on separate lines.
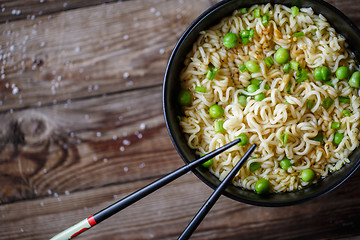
163,0 -> 360,206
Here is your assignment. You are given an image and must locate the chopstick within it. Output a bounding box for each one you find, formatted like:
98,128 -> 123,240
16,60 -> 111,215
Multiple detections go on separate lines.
50,138 -> 242,240
178,143 -> 257,240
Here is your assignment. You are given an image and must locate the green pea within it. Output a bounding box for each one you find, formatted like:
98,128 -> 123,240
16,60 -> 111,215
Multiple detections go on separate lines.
250,78 -> 262,87
254,92 -> 266,101
250,162 -> 261,172
280,158 -> 293,170
178,90 -> 192,106
201,154 -> 213,168
274,48 -> 290,64
209,104 -> 224,118
301,169 -> 315,182
245,60 -> 260,73
223,33 -> 238,48
247,84 -> 259,93
238,95 -> 247,107
314,66 -> 330,81
333,132 -> 344,145
255,178 -> 270,194
236,133 -> 249,146
335,66 -> 350,80
349,71 -> 360,88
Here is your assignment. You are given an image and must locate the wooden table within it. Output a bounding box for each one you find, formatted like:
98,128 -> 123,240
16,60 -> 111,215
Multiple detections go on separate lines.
1,0 -> 360,239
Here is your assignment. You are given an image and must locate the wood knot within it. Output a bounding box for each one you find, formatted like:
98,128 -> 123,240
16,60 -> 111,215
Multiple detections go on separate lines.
12,111 -> 55,147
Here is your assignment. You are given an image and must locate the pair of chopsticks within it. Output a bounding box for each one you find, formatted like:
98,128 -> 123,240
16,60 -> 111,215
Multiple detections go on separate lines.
50,139 -> 256,240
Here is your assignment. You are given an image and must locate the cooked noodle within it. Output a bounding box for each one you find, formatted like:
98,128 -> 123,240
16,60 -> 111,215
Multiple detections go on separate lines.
179,4 -> 360,192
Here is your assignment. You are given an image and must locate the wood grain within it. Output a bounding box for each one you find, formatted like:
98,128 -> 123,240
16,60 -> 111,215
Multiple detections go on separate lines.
1,0 -> 360,239
0,0 -> 211,111
1,170 -> 359,240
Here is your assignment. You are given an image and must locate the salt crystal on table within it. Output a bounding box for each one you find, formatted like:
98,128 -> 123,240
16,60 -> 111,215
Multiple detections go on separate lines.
40,202 -> 44,207
123,139 -> 130,146
75,46 -> 80,52
65,190 -> 70,195
123,35 -> 129,40
48,190 -> 52,195
96,132 -> 101,137
9,45 -> 14,51
63,2 -> 68,7
150,7 -> 156,13
54,192 -> 58,197
155,11 -> 161,17
40,0 -> 44,3
119,146 -> 125,152
40,41 -> 45,47
126,81 -> 133,86
20,228 -> 24,233
112,135 -> 118,140
140,123 -> 146,130
124,166 -> 129,172
123,72 -> 130,79
139,162 -> 145,168
43,168 -> 47,173
103,158 -> 108,163
159,48 -> 165,55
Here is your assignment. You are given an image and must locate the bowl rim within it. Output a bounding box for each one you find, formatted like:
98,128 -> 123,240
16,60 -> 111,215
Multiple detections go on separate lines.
163,0 -> 360,206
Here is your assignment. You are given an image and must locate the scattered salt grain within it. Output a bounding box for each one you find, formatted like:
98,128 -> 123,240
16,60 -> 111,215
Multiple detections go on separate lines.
63,2 -> 68,7
140,123 -> 146,130
40,0 -> 45,3
139,162 -> 146,168
43,168 -> 47,174
155,11 -> 161,17
124,166 -> 129,172
159,48 -> 165,55
40,202 -> 44,207
119,146 -> 125,152
40,41 -> 45,47
113,195 -> 118,199
84,114 -> 89,120
176,14 -> 182,19
9,45 -> 15,51
93,156 -> 98,162
96,132 -> 101,137
123,139 -> 130,146
47,189 -> 52,195
54,192 -> 58,197
123,72 -> 130,79
20,228 -> 24,233
150,7 -> 156,13
112,135 -> 118,140
123,35 -> 129,40
75,46 -> 80,52
65,190 -> 70,195
103,158 -> 108,163
126,81 -> 133,86
12,86 -> 19,95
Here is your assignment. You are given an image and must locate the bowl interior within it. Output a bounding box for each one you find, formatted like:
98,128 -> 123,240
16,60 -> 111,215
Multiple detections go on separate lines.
163,0 -> 360,206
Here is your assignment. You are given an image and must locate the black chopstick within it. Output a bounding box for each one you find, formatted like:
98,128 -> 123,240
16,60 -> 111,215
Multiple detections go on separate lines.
178,144 -> 257,240
50,138 -> 242,240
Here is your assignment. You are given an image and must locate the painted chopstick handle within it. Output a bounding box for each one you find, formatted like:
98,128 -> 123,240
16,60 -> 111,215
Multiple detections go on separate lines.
50,216 -> 96,240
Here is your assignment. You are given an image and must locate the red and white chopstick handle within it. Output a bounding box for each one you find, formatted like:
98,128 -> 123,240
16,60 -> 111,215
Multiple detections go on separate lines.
50,216 -> 97,240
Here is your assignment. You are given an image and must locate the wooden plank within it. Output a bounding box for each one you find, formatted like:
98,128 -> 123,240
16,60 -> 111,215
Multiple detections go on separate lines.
0,86 -> 188,203
0,0 -> 119,23
0,170 -> 359,240
0,0 -> 212,111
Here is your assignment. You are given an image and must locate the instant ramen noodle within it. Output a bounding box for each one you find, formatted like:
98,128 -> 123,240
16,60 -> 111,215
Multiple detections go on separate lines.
178,4 -> 360,193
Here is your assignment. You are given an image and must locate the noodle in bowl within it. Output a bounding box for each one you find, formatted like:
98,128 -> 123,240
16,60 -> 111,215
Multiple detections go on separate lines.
163,0 -> 360,206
